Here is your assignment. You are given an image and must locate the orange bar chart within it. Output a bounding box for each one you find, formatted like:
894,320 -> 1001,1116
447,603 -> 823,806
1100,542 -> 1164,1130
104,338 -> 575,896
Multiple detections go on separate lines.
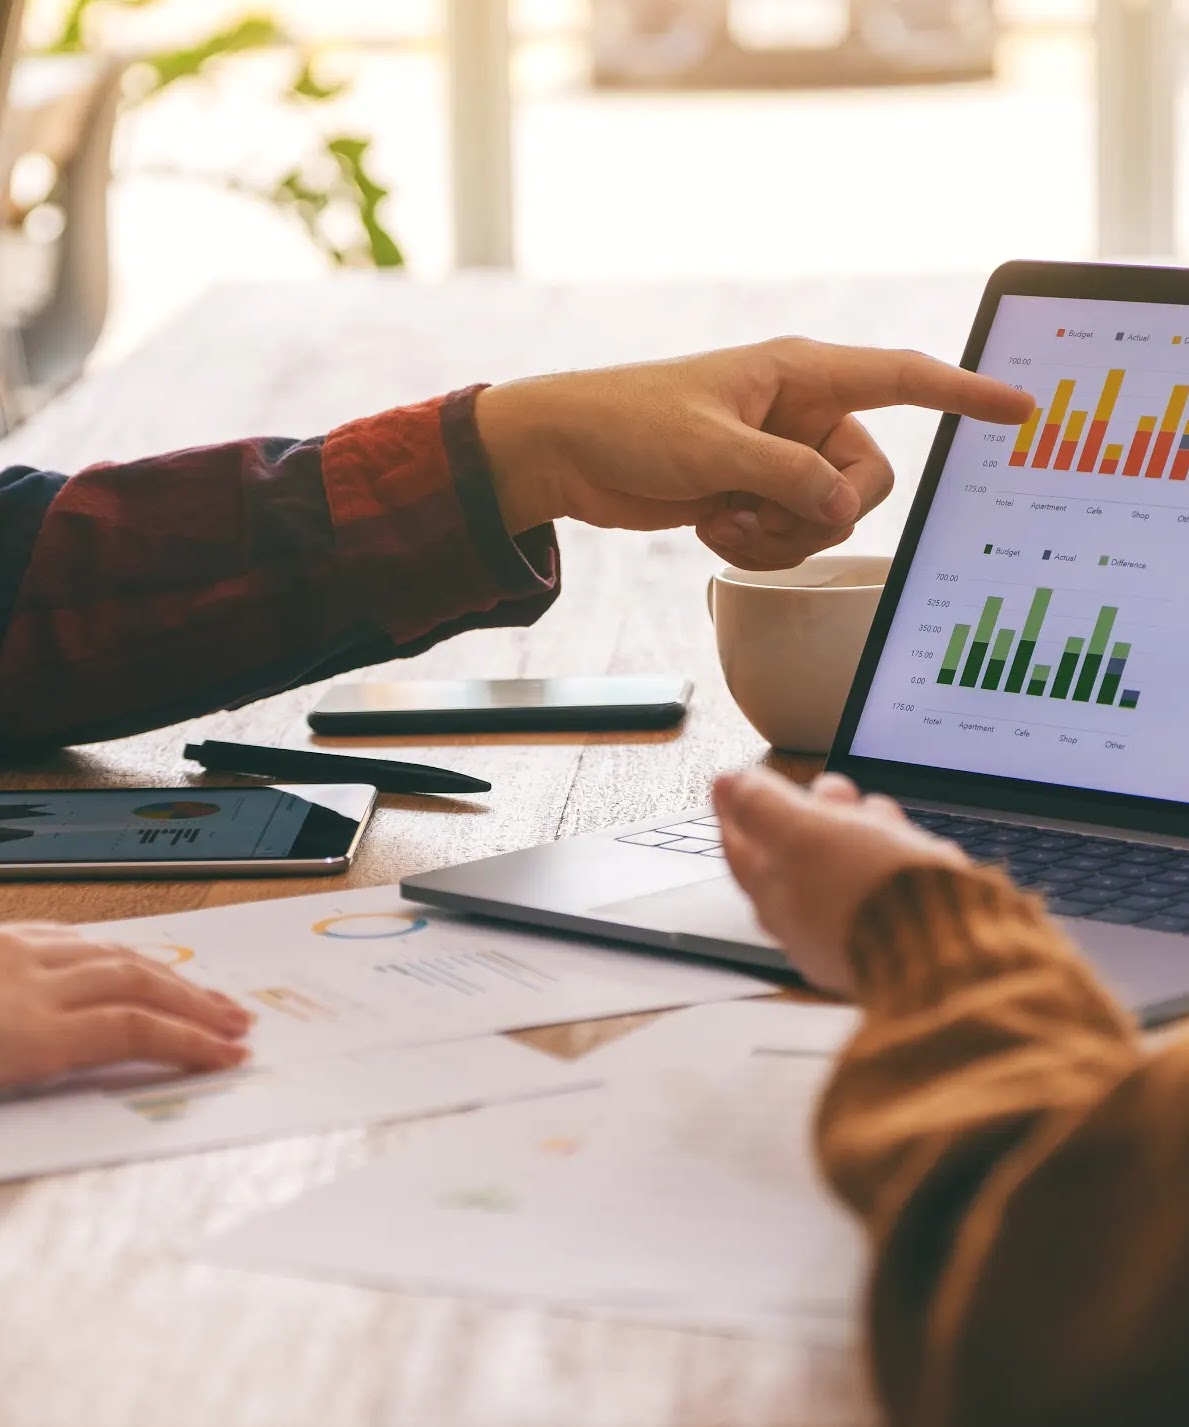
1099,443 -> 1124,475
1145,385 -> 1189,478
1123,416 -> 1157,476
1031,379 -> 1075,468
1010,408 -> 1042,467
1054,410 -> 1087,470
1077,369 -> 1125,472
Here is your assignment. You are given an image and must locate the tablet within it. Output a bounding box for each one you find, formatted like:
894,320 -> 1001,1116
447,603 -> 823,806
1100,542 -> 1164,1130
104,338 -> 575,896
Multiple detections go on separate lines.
0,784 -> 377,880
829,260 -> 1189,836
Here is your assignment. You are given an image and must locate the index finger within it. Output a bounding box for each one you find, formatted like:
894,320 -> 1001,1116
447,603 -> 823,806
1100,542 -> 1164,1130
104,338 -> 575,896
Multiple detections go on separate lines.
818,345 -> 1036,424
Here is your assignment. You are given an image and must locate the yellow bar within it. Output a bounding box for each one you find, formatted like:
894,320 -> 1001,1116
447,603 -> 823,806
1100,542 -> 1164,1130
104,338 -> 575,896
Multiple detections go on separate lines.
1063,410 -> 1088,443
1093,369 -> 1125,424
1159,384 -> 1189,433
1047,379 -> 1076,430
1139,416 -> 1157,432
1104,443 -> 1124,460
1012,407 -> 1042,458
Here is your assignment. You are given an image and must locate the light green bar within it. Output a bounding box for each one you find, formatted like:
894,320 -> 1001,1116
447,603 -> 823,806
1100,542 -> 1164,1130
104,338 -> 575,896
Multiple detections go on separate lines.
972,596 -> 1003,645
989,628 -> 1014,662
1020,587 -> 1053,642
1109,641 -> 1132,660
1087,605 -> 1118,658
940,623 -> 972,671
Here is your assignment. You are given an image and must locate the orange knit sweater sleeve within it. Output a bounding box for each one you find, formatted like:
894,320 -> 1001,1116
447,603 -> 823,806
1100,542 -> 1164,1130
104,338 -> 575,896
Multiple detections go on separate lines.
815,864 -> 1189,1427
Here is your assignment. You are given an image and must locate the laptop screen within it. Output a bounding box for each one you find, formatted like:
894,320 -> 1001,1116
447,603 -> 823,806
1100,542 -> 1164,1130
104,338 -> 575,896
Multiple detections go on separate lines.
849,293 -> 1189,806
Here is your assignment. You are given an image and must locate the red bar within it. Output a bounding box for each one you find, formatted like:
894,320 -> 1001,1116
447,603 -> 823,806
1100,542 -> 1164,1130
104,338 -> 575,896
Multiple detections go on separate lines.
1032,422 -> 1063,468
1172,447 -> 1189,481
1100,456 -> 1120,474
1054,438 -> 1080,470
1146,430 -> 1177,479
1123,425 -> 1155,476
1009,450 -> 1028,467
1077,419 -> 1109,472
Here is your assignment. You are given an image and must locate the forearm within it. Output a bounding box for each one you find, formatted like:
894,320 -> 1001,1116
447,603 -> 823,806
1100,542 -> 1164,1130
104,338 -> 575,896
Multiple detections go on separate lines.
0,387 -> 559,749
817,866 -> 1189,1427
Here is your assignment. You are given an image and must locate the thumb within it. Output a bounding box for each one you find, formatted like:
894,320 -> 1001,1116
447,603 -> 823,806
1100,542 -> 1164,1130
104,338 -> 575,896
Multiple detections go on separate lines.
714,768 -> 815,851
714,423 -> 860,527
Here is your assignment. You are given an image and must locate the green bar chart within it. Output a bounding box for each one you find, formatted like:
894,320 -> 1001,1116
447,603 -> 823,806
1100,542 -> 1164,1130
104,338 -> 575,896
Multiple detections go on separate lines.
937,624 -> 971,686
958,596 -> 1003,688
936,586 -> 1141,709
1071,605 -> 1117,703
1004,587 -> 1053,693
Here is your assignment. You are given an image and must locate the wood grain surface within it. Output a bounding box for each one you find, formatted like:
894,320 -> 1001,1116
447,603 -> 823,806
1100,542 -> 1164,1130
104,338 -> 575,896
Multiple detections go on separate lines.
0,273 -> 981,1427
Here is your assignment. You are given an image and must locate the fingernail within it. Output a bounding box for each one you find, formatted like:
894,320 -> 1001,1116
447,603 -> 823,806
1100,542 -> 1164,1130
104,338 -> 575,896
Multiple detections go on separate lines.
716,511 -> 760,547
819,480 -> 860,525
218,1042 -> 250,1066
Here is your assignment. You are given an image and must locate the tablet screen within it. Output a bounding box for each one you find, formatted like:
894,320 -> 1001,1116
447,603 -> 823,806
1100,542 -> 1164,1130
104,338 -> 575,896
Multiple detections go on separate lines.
0,789 -> 341,864
850,293 -> 1189,805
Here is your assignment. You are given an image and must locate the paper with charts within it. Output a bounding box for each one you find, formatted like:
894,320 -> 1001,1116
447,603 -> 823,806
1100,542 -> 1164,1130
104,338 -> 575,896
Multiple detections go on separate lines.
0,886 -> 769,1179
79,884 -> 771,1069
203,1002 -> 869,1344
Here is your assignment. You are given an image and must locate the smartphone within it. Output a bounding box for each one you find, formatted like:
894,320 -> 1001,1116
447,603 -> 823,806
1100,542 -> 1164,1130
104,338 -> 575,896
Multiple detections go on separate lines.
308,677 -> 693,735
0,785 -> 377,881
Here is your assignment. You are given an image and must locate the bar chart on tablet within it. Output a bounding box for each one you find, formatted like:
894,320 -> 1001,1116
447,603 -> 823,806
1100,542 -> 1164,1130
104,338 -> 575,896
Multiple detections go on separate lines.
851,292 -> 1189,803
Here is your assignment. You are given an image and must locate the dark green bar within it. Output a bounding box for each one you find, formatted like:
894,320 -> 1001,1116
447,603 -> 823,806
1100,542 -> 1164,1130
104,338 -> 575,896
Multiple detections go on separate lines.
981,628 -> 1016,690
1121,689 -> 1140,709
1004,640 -> 1035,694
937,622 -> 972,685
1096,641 -> 1131,707
960,596 -> 1003,687
1050,637 -> 1084,700
1004,587 -> 1053,693
1026,663 -> 1052,697
1072,606 -> 1118,702
1072,653 -> 1103,702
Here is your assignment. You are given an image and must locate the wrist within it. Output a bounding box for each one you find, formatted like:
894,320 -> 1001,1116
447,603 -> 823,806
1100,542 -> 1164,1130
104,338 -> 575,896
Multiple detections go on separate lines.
474,382 -> 568,535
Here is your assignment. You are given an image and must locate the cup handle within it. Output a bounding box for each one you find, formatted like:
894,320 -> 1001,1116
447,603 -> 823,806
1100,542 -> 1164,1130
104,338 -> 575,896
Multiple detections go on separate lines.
706,576 -> 715,622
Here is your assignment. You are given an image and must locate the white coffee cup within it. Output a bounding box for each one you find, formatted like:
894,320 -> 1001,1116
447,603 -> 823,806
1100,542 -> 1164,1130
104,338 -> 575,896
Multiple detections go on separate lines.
708,553 -> 892,754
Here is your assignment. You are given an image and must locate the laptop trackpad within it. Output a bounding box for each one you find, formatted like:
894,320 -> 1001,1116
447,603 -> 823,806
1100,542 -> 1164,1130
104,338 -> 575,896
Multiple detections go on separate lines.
594,875 -> 780,951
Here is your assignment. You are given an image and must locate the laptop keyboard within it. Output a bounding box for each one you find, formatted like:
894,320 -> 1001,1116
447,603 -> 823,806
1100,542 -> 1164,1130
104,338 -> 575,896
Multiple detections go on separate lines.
617,816 -> 728,858
908,811 -> 1189,932
618,811 -> 1189,933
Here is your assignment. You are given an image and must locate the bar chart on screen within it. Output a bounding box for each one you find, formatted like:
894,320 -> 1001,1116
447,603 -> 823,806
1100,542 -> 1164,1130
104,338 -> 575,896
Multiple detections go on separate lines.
1010,365 -> 1189,481
937,586 -> 1143,709
848,292 -> 1189,802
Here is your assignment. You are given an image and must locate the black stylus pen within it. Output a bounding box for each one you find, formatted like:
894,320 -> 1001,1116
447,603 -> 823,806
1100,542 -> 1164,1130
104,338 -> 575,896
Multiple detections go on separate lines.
184,740 -> 491,795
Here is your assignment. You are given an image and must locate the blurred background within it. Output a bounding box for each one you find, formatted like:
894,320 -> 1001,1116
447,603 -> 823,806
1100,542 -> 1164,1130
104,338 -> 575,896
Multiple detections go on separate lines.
0,0 -> 1182,419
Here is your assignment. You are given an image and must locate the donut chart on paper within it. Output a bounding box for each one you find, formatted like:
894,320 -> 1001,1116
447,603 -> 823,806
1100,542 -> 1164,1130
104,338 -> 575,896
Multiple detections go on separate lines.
312,912 -> 429,940
139,943 -> 196,967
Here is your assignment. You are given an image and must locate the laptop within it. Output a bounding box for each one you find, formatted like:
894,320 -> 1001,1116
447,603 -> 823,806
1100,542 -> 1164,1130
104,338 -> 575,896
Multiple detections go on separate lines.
403,260 -> 1189,1026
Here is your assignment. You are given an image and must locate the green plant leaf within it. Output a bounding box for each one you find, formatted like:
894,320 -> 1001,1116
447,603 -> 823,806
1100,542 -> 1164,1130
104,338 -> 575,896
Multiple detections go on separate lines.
142,16 -> 285,93
289,60 -> 349,103
326,135 -> 405,268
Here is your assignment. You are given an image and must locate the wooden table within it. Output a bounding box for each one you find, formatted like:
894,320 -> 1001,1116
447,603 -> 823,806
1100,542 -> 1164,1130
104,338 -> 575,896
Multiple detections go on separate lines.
0,273 -> 981,1427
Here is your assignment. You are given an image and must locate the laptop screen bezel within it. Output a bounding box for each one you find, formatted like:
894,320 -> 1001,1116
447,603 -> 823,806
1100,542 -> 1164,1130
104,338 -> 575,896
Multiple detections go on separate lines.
827,259 -> 1189,838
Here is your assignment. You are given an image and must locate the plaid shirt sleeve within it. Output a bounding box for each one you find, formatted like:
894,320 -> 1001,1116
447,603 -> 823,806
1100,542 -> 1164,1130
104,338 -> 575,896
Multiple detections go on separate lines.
0,385 -> 560,750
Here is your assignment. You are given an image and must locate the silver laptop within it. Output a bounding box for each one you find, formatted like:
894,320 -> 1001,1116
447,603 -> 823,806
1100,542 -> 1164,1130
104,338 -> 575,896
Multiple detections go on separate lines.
403,261 -> 1189,1027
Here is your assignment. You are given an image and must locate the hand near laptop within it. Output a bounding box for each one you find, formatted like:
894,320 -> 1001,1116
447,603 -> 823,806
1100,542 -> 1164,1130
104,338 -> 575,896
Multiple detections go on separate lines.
0,923 -> 251,1090
477,339 -> 1035,570
714,768 -> 967,994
